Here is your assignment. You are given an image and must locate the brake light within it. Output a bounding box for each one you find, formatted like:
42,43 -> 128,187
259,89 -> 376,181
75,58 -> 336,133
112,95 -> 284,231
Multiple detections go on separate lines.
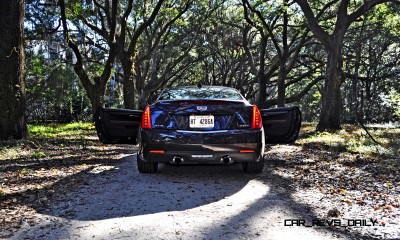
141,105 -> 152,129
149,150 -> 165,154
251,105 -> 263,129
240,150 -> 255,153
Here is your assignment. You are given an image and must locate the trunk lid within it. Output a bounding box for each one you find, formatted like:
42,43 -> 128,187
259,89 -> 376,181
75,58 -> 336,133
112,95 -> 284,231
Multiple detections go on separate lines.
151,100 -> 252,130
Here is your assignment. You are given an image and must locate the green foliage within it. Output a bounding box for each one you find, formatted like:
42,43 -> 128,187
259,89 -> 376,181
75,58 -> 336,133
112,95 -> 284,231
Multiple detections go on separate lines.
86,63 -> 105,80
299,123 -> 400,156
298,87 -> 321,122
28,122 -> 94,138
370,4 -> 400,36
30,56 -> 46,80
0,122 -> 95,161
387,90 -> 400,120
32,150 -> 47,159
23,0 -> 400,126
65,0 -> 85,19
25,52 -> 92,122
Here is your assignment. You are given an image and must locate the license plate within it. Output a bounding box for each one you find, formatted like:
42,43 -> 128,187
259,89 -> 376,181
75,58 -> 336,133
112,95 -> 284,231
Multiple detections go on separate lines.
189,115 -> 214,128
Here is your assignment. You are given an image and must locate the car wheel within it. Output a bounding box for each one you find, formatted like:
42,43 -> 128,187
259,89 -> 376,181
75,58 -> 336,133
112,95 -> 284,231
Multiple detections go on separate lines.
242,157 -> 264,173
137,157 -> 158,174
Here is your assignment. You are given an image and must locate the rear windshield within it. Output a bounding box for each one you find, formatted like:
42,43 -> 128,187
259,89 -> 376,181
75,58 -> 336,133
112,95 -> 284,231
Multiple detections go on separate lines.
158,87 -> 243,101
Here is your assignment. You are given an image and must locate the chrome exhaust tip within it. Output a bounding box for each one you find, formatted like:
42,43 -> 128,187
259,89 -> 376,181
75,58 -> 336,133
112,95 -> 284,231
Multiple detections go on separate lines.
171,156 -> 184,164
220,155 -> 233,164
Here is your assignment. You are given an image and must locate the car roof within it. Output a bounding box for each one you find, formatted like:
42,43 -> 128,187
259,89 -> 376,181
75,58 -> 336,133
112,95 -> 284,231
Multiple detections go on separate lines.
156,85 -> 246,102
166,85 -> 238,91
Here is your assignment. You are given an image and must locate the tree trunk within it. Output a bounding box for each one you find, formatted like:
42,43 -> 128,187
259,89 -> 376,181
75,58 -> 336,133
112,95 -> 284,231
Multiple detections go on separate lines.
138,90 -> 149,109
293,0 -> 395,131
120,55 -> 136,109
86,82 -> 105,114
258,74 -> 267,108
0,0 -> 26,139
90,94 -> 104,114
277,1 -> 288,108
257,40 -> 267,108
350,78 -> 358,123
123,76 -> 136,109
317,45 -> 344,131
350,16 -> 366,123
365,80 -> 372,121
59,0 -> 118,117
277,61 -> 287,107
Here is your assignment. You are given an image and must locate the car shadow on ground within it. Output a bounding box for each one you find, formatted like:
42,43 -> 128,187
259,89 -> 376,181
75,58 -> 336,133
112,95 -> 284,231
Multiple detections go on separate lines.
37,156 -> 255,220
28,154 -> 368,239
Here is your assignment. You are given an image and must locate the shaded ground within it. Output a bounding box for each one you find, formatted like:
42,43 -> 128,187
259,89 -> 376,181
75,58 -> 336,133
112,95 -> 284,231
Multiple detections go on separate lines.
264,144 -> 400,239
0,123 -> 131,238
1,123 -> 399,239
12,157 -> 350,240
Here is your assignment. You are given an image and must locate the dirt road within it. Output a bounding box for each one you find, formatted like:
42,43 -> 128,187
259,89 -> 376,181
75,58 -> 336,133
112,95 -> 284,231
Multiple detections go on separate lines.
11,152 -> 354,240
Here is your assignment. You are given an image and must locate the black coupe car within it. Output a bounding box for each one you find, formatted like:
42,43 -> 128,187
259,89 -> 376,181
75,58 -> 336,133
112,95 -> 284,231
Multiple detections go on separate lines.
95,86 -> 301,173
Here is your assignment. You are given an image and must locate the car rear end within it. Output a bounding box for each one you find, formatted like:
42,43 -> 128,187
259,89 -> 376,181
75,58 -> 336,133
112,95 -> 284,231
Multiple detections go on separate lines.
138,86 -> 265,170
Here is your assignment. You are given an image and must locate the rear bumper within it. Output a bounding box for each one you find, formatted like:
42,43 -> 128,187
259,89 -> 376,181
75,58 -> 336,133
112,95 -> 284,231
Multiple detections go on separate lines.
138,129 -> 264,163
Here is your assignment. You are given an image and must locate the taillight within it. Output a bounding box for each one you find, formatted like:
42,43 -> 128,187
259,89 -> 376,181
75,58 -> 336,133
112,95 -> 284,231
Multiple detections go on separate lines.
149,150 -> 165,154
251,105 -> 263,129
141,105 -> 152,129
240,149 -> 255,153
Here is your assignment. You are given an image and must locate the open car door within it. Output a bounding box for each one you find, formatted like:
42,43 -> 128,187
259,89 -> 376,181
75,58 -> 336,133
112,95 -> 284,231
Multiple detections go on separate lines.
95,108 -> 142,144
260,106 -> 301,144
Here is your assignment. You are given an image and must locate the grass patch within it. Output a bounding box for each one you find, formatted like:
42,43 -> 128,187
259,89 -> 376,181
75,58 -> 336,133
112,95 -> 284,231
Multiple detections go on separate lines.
0,122 -> 95,161
28,122 -> 94,138
299,123 -> 400,156
0,121 -> 132,238
2,122 -> 399,158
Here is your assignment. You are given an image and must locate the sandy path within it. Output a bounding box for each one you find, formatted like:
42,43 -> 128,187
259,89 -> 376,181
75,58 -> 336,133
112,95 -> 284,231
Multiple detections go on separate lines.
13,154 -> 348,240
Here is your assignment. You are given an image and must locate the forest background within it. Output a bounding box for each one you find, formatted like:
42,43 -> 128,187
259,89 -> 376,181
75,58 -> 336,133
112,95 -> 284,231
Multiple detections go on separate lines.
1,0 -> 400,138
1,2 -> 400,237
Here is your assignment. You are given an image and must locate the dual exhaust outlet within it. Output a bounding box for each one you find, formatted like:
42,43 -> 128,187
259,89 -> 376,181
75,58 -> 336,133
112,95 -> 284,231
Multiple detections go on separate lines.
171,156 -> 184,164
220,155 -> 233,164
170,155 -> 234,164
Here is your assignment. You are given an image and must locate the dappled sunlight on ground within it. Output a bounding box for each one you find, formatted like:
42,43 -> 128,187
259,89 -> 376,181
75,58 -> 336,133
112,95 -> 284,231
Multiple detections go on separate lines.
0,123 -> 136,238
266,129 -> 400,239
299,123 -> 400,156
2,122 -> 399,239
14,160 -> 347,240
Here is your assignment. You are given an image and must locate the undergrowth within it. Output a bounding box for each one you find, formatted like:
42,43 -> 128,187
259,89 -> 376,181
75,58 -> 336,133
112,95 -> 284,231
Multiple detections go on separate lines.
299,123 -> 400,156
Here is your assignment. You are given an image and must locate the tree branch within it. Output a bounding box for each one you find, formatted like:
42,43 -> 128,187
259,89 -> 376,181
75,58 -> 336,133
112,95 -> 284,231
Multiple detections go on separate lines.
266,76 -> 324,106
293,0 -> 331,47
349,0 -> 400,23
127,0 -> 166,55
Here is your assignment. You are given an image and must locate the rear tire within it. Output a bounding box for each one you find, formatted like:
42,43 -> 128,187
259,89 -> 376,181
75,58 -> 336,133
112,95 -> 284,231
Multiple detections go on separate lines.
242,157 -> 264,173
137,157 -> 158,174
